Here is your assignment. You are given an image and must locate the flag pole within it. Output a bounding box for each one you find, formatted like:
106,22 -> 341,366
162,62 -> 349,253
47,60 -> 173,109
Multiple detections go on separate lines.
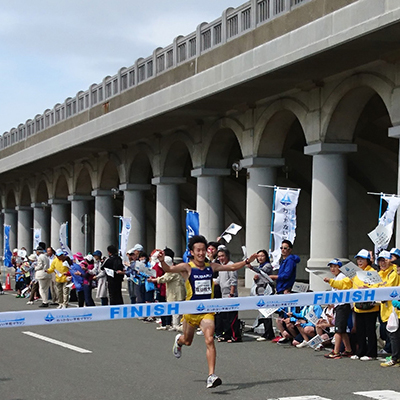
269,186 -> 277,257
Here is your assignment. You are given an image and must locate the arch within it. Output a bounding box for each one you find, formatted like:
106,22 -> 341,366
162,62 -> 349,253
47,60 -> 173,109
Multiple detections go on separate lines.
202,117 -> 245,165
254,98 -> 309,157
36,180 -> 49,203
126,142 -> 156,181
322,73 -> 394,142
4,189 -> 17,209
99,160 -> 120,190
20,184 -> 32,206
75,167 -> 93,195
53,174 -> 69,199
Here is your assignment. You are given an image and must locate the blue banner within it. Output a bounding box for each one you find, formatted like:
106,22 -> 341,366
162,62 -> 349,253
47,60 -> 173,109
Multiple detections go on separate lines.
183,210 -> 199,262
3,225 -> 12,267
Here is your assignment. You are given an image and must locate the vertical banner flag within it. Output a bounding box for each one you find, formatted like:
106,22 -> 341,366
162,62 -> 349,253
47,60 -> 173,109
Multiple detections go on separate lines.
271,187 -> 301,267
3,225 -> 12,267
183,210 -> 199,262
59,223 -> 73,260
119,217 -> 132,260
368,194 -> 400,256
33,228 -> 41,251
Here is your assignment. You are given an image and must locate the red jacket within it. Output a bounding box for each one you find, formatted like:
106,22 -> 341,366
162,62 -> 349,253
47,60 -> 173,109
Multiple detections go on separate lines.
153,263 -> 166,297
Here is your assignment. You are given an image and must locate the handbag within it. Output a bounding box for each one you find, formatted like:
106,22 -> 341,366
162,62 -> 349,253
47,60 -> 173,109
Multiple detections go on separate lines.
354,301 -> 376,310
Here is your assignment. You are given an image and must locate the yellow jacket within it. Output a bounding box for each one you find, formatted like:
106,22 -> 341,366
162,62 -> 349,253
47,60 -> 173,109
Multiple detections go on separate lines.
376,265 -> 400,323
329,265 -> 380,314
47,258 -> 69,283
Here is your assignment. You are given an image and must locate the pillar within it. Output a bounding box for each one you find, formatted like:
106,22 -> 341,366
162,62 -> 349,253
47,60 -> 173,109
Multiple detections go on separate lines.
49,199 -> 70,250
16,206 -> 33,252
68,195 -> 92,254
304,143 -> 357,290
31,203 -> 50,249
191,168 -> 230,241
388,126 -> 400,247
119,183 -> 150,250
241,157 -> 284,287
91,190 -> 116,253
2,209 -> 17,251
151,177 -> 185,255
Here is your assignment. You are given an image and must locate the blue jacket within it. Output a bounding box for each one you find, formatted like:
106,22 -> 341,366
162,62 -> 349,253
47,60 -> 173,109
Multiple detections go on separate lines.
291,305 -> 323,327
276,254 -> 300,293
69,262 -> 84,291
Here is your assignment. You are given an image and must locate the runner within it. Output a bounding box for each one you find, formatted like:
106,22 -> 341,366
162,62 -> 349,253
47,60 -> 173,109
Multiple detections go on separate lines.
157,235 -> 257,389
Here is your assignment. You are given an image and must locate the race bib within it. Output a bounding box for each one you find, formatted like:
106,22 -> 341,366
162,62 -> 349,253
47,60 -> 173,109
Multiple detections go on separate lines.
194,279 -> 212,295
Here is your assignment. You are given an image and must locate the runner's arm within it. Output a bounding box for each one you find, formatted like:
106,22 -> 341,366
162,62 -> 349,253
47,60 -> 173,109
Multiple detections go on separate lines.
212,253 -> 257,272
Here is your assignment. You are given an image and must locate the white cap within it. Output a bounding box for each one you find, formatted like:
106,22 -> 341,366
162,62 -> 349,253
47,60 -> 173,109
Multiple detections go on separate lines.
127,244 -> 144,254
377,250 -> 391,260
164,256 -> 173,266
354,249 -> 370,259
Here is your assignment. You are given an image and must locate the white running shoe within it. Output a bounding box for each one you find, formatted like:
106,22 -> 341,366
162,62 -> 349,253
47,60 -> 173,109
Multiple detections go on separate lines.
172,334 -> 182,358
296,341 -> 309,348
350,355 -> 360,360
360,356 -> 375,361
26,301 -> 34,305
206,374 -> 222,389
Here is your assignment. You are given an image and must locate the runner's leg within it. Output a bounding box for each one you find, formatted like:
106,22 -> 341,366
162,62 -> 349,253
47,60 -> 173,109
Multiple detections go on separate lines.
201,318 -> 216,375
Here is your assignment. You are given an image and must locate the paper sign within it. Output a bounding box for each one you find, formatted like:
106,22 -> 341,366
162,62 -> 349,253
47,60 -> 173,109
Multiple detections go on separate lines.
356,269 -> 382,285
305,309 -> 319,326
339,262 -> 362,279
307,334 -> 323,348
305,268 -> 326,281
259,307 -> 279,318
368,224 -> 392,247
221,234 -> 232,243
292,282 -> 309,293
66,282 -> 74,288
55,270 -> 63,278
104,268 -> 114,278
259,270 -> 274,283
242,246 -> 247,260
225,223 -> 242,235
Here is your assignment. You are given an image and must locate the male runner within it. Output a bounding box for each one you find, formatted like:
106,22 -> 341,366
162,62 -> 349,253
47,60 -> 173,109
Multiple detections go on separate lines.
157,235 -> 257,389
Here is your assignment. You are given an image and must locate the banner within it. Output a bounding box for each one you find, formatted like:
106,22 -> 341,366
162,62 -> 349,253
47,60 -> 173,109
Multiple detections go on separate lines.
183,210 -> 199,262
0,286 -> 399,329
33,228 -> 41,250
271,187 -> 301,266
59,223 -> 73,260
3,225 -> 12,267
119,216 -> 131,259
369,195 -> 400,255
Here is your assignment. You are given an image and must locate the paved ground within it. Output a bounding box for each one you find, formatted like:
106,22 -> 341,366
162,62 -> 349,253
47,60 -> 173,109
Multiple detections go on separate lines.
1,284 -> 400,400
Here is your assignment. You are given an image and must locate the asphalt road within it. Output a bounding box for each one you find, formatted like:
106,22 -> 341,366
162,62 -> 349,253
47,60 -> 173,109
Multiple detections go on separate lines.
1,290 -> 400,400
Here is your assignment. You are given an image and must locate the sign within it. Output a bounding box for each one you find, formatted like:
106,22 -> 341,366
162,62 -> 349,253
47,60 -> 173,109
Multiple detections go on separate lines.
339,262 -> 362,279
59,223 -> 73,260
183,210 -> 199,262
271,188 -> 301,266
368,224 -> 392,248
292,282 -> 309,293
3,225 -> 12,267
356,270 -> 382,285
33,228 -> 41,251
119,216 -> 132,260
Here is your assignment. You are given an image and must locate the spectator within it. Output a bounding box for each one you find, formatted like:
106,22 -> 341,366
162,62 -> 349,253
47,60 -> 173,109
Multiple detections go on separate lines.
270,240 -> 300,294
26,254 -> 40,305
102,245 -> 124,305
93,250 -> 108,306
35,246 -> 51,308
248,249 -> 275,341
47,249 -> 70,309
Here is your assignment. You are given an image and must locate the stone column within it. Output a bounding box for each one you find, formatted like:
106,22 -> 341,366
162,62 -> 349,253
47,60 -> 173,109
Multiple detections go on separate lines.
16,206 -> 33,252
304,143 -> 357,290
49,199 -> 70,249
241,157 -> 285,287
91,190 -> 116,253
31,203 -> 50,249
2,209 -> 17,251
191,168 -> 230,241
68,195 -> 92,254
151,177 -> 185,255
388,126 -> 400,247
119,183 -> 150,250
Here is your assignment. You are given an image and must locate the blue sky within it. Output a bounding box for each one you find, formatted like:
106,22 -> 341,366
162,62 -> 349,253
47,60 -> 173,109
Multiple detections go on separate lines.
0,0 -> 246,133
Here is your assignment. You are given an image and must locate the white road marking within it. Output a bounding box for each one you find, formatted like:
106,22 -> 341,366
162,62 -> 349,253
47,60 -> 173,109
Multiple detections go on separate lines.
22,331 -> 92,353
354,391 -> 400,399
268,396 -> 330,400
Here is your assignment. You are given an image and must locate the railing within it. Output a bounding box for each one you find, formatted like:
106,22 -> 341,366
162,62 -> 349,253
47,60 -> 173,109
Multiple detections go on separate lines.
0,0 -> 310,150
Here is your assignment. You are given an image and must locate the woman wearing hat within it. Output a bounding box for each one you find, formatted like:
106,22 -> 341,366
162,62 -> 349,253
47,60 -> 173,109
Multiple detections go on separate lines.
325,249 -> 379,361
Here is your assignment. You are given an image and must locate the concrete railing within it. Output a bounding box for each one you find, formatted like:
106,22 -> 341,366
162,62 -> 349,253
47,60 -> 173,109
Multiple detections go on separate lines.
0,0 -> 311,150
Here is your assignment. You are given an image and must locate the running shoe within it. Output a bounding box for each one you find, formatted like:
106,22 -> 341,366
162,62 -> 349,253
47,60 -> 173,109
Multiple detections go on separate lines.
340,350 -> 353,358
206,374 -> 222,389
296,341 -> 309,348
380,359 -> 399,367
172,334 -> 182,358
277,338 -> 290,345
256,336 -> 267,342
350,355 -> 360,360
271,336 -> 283,343
324,351 -> 342,359
360,356 -> 375,361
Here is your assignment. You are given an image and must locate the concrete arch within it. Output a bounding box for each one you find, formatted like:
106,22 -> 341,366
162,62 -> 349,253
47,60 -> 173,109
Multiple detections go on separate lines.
53,174 -> 70,199
202,117 -> 245,167
98,159 -> 120,190
74,165 -> 94,195
4,187 -> 17,208
36,180 -> 49,203
159,131 -> 195,177
19,183 -> 32,206
254,98 -> 309,157
126,142 -> 156,182
322,73 -> 394,142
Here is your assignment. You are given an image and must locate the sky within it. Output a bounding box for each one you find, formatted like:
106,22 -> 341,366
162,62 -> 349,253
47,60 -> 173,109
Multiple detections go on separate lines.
0,0 -> 247,134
